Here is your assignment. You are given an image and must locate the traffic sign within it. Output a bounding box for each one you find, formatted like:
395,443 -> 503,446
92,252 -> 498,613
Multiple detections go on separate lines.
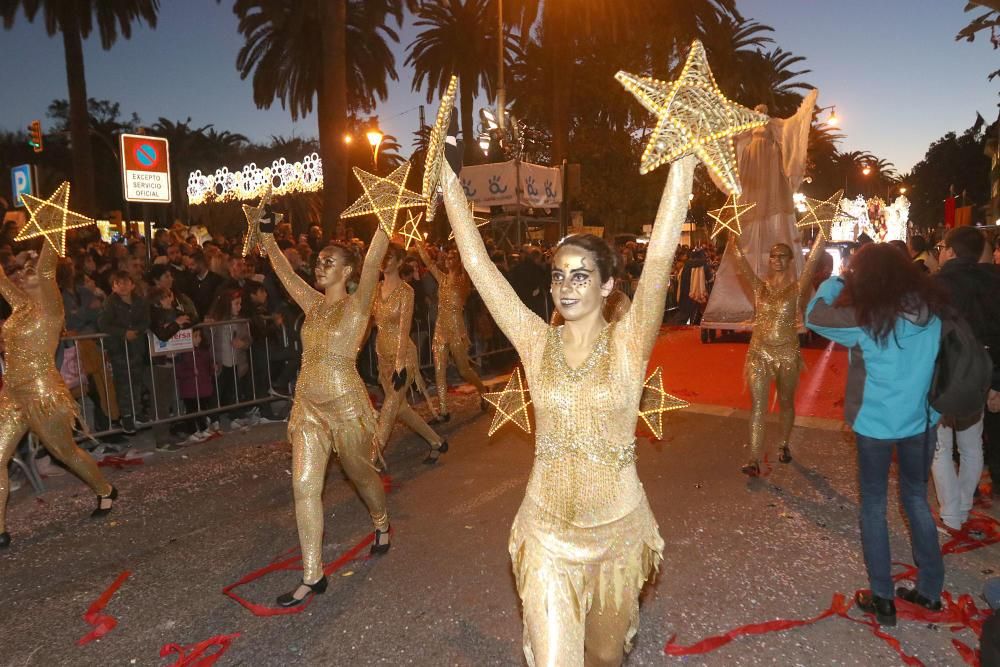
120,133 -> 171,203
11,164 -> 35,207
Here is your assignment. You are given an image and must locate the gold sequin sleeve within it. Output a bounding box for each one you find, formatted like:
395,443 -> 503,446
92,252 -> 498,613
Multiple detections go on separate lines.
36,242 -> 63,321
618,156 -> 695,366
349,230 -> 389,320
394,281 -> 414,370
261,232 -> 322,312
730,234 -> 764,293
415,241 -> 445,284
0,255 -> 30,311
442,166 -> 548,354
797,234 -> 826,313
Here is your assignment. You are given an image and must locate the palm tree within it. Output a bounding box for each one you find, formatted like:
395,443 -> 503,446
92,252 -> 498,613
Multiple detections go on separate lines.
232,0 -> 407,229
407,0 -> 517,163
1,0 -> 159,215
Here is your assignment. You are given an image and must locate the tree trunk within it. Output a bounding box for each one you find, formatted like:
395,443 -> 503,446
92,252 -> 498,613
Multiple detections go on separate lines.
543,5 -> 572,165
460,76 -> 477,165
319,0 -> 348,233
60,9 -> 97,215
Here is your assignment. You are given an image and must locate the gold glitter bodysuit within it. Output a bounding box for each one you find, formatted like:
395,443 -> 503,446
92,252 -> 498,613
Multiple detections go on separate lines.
443,156 -> 694,666
372,280 -> 441,450
0,243 -> 112,533
734,236 -> 825,461
416,243 -> 487,415
261,232 -> 390,585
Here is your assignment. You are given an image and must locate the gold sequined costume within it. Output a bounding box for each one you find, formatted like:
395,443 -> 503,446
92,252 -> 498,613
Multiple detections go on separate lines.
0,243 -> 112,534
416,243 -> 487,414
261,232 -> 390,585
373,280 -> 442,450
732,236 -> 825,461
444,157 -> 694,665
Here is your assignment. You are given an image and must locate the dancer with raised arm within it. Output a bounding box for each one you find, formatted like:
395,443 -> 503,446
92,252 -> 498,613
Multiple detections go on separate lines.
373,242 -> 448,463
442,109 -> 695,663
730,231 -> 826,476
1,184 -> 117,550
254,204 -> 392,608
415,241 -> 488,422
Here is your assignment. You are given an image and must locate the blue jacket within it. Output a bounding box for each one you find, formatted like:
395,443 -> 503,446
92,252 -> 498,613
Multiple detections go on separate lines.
806,277 -> 940,440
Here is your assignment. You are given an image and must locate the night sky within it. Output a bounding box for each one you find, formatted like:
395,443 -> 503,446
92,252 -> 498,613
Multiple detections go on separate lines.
1,0 -> 995,175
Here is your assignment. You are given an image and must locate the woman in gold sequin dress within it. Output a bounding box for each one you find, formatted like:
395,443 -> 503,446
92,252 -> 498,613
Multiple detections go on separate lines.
373,243 -> 447,463
444,152 -> 695,665
259,221 -> 391,607
730,233 -> 825,477
0,242 -> 117,550
415,242 -> 488,421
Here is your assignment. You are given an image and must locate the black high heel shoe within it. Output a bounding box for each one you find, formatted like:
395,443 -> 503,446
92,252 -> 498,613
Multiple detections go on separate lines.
90,486 -> 118,518
371,526 -> 391,555
423,440 -> 449,464
740,461 -> 761,477
0,531 -> 10,549
276,575 -> 328,608
778,446 -> 792,464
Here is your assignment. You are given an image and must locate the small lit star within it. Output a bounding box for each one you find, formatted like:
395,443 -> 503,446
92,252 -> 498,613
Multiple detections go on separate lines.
638,367 -> 688,440
422,76 -> 458,222
483,367 -> 532,436
708,194 -> 756,239
616,40 -> 768,195
341,162 -> 426,237
16,182 -> 95,257
241,184 -> 283,257
398,210 -> 425,250
448,202 -> 489,240
796,189 -> 853,240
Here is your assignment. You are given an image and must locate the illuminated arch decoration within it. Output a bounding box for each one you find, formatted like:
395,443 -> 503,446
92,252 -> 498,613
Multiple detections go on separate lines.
186,153 -> 323,205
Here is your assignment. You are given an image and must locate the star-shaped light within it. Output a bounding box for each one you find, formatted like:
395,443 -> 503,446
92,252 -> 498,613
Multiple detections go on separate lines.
638,367 -> 688,440
16,182 -> 95,256
447,202 -> 489,240
241,185 -> 283,257
398,210 -> 425,250
422,76 -> 458,222
341,162 -> 426,237
708,194 -> 756,239
796,189 -> 853,241
483,367 -> 532,436
616,40 -> 768,194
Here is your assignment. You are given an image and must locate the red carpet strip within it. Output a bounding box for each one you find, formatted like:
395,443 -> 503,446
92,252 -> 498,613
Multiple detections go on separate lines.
77,570 -> 131,646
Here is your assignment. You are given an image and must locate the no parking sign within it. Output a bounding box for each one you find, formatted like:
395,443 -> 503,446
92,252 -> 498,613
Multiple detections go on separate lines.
120,133 -> 171,203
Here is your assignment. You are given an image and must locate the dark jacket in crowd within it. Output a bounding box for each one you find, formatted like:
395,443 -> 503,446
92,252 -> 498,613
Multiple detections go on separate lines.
188,270 -> 224,321
150,302 -> 188,344
62,286 -> 102,334
98,293 -> 151,361
934,257 -> 1000,389
508,258 -> 549,319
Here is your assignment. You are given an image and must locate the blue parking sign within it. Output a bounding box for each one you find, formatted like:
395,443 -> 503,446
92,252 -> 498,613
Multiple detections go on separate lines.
11,164 -> 34,207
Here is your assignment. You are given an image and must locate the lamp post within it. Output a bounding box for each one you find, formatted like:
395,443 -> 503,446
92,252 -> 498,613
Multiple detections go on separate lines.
366,130 -> 384,170
818,105 -> 839,127
496,0 -> 505,133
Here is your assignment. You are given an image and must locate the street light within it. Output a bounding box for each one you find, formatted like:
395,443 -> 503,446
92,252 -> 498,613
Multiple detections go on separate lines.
818,105 -> 838,127
861,165 -> 872,176
343,134 -> 353,145
366,129 -> 383,168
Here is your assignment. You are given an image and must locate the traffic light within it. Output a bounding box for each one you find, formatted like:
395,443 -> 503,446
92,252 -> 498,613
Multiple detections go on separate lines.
28,120 -> 43,153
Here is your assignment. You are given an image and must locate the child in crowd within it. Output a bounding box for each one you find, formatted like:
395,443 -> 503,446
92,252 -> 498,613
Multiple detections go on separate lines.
173,328 -> 217,442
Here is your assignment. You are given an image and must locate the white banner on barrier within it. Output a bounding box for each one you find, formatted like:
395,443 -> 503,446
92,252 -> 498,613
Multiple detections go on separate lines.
458,160 -> 562,208
149,328 -> 194,356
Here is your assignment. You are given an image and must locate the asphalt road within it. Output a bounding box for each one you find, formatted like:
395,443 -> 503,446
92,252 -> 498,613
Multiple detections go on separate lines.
2,390 -> 995,666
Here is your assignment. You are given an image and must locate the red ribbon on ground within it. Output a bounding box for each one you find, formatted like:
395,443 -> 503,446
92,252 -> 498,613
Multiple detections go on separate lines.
97,456 -> 144,469
160,633 -> 241,667
77,571 -> 131,646
222,533 -> 375,617
942,512 -> 1000,555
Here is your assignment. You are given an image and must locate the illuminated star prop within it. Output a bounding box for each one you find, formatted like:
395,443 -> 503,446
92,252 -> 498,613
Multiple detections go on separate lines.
16,182 -> 95,257
796,189 -> 852,240
483,367 -> 532,436
447,202 -> 490,240
708,194 -> 756,239
616,40 -> 768,195
422,75 -> 458,222
638,367 -> 688,440
398,210 -> 425,250
241,185 -> 283,257
341,162 -> 426,238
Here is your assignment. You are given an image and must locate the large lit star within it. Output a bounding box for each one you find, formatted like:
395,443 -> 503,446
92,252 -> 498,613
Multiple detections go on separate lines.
341,162 -> 426,237
708,194 -> 756,239
398,210 -> 425,250
616,40 -> 768,194
796,189 -> 853,240
447,202 -> 489,240
638,367 -> 688,440
483,367 -> 532,436
241,185 -> 283,257
422,76 -> 458,222
16,182 -> 95,257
